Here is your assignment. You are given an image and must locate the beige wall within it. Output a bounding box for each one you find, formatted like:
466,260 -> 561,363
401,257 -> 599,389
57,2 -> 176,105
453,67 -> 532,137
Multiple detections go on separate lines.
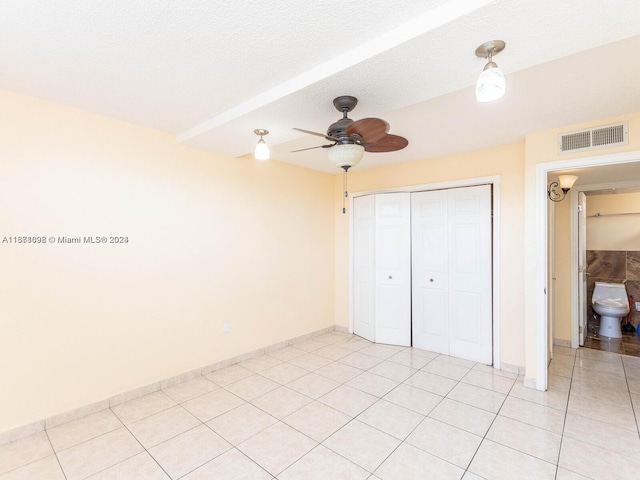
333,143 -> 527,369
552,195 -> 572,342
525,111 -> 640,382
586,192 -> 640,250
0,90 -> 336,433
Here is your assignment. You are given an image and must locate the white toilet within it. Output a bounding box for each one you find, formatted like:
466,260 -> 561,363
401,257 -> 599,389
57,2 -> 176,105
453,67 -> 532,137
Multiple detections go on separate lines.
592,282 -> 630,338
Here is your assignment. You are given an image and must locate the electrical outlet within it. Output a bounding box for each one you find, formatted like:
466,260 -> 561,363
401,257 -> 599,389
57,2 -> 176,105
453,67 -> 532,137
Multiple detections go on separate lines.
636,302 -> 640,312
223,321 -> 230,333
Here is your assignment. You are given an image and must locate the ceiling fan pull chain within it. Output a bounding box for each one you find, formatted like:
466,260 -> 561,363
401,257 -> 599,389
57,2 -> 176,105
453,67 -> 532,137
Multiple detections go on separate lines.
342,167 -> 349,214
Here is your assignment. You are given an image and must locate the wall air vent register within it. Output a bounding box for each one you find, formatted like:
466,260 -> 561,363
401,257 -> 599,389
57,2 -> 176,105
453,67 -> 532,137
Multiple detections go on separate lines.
558,122 -> 628,154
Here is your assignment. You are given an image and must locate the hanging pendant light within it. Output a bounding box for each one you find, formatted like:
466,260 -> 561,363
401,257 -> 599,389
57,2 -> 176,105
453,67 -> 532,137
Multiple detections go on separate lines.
475,40 -> 506,102
253,129 -> 270,160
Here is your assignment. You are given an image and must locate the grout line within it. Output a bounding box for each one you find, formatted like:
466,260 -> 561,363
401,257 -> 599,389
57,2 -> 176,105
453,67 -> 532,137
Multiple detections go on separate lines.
621,357 -> 640,441
551,349 -> 576,480
43,429 -> 68,480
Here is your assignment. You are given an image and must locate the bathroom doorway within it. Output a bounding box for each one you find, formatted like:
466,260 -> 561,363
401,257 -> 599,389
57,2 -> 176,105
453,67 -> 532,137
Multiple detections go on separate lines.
547,164 -> 640,358
578,187 -> 640,355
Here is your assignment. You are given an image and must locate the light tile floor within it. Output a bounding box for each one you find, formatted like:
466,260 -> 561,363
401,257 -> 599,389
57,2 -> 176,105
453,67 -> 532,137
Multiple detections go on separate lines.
2,334 -> 640,479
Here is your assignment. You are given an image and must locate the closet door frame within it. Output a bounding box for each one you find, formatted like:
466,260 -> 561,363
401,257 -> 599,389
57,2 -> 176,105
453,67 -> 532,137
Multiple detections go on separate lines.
348,175 -> 502,369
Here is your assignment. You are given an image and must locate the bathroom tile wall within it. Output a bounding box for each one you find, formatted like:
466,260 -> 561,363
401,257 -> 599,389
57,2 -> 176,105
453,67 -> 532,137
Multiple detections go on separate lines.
587,250 -> 640,327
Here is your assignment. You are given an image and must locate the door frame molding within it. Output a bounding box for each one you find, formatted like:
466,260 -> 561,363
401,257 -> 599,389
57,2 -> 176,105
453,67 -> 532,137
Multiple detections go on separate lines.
348,175 -> 502,369
535,150 -> 640,391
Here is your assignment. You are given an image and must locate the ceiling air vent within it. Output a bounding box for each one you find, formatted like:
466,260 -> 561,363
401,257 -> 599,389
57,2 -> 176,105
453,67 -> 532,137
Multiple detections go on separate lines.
558,122 -> 628,154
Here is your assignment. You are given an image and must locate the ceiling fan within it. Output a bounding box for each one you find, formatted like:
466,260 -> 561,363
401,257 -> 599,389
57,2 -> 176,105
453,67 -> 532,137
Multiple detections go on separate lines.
293,95 -> 409,214
293,95 -> 408,170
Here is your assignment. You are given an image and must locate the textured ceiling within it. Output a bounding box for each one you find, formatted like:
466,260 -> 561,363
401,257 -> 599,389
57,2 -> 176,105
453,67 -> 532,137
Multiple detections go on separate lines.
2,0 -> 640,174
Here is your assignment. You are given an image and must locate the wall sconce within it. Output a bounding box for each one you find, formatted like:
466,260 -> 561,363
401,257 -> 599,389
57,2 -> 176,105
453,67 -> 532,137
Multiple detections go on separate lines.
548,175 -> 578,202
475,40 -> 506,102
254,129 -> 270,160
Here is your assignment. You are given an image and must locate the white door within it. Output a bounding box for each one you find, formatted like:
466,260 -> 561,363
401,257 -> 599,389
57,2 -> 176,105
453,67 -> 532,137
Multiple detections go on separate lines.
353,195 -> 375,342
578,192 -> 588,346
375,193 -> 411,346
447,185 -> 492,364
412,185 -> 492,363
411,189 -> 449,354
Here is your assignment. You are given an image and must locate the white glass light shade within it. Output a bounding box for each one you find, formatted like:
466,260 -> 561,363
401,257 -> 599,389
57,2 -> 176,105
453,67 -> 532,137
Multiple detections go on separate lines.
558,175 -> 578,191
327,144 -> 364,169
476,65 -> 505,102
254,138 -> 270,160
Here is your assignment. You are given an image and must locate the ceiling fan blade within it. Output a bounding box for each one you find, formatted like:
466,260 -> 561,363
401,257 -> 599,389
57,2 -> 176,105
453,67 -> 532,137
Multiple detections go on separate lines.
365,134 -> 409,153
346,117 -> 389,143
293,127 -> 337,142
291,144 -> 334,153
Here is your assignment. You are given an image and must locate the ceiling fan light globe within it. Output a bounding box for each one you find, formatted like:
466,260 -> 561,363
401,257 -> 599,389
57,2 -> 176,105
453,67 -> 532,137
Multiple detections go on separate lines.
327,144 -> 364,169
476,66 -> 505,102
254,139 -> 270,160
